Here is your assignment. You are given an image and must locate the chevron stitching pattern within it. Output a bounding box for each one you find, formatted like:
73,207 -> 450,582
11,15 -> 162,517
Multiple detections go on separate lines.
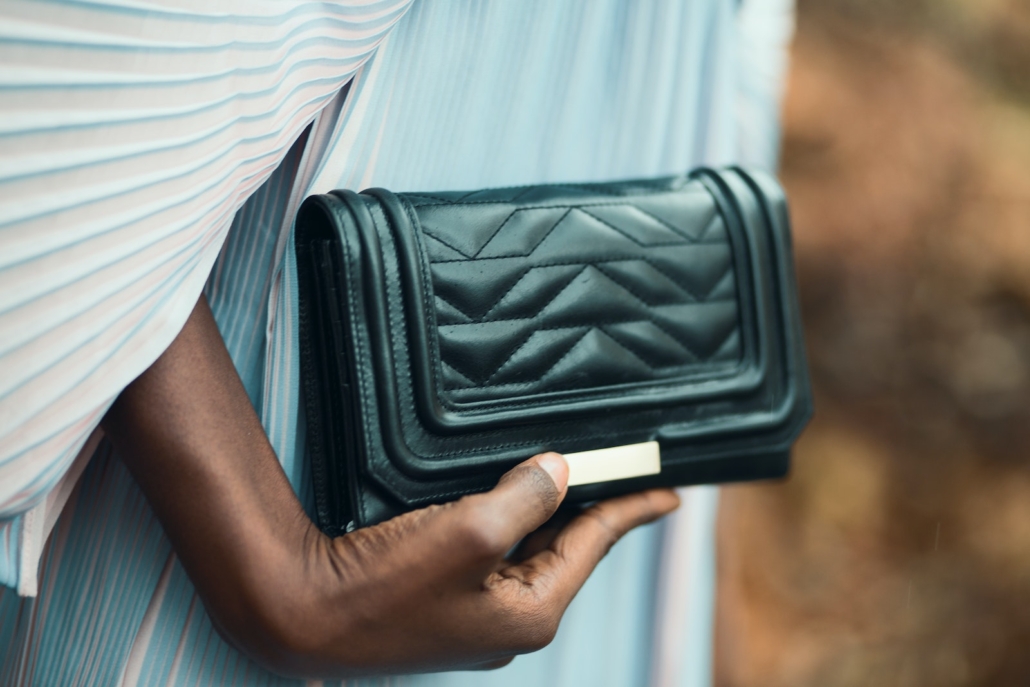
404,179 -> 742,401
416,202 -> 722,260
474,207 -> 573,260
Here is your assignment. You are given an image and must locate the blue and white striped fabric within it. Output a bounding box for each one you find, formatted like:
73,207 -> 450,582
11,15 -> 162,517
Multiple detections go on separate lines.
0,0 -> 413,595
0,1 -> 793,685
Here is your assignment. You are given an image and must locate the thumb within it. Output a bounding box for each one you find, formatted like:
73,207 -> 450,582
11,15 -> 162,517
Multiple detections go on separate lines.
441,453 -> 569,567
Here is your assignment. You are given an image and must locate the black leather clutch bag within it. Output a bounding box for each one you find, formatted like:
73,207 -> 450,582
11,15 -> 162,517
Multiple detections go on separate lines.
295,167 -> 811,535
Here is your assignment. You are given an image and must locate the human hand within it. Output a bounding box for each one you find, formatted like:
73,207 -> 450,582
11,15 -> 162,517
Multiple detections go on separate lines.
262,454 -> 678,676
103,296 -> 679,678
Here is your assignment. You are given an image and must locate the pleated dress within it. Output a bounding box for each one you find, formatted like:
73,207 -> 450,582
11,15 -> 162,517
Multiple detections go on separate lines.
0,1 -> 794,684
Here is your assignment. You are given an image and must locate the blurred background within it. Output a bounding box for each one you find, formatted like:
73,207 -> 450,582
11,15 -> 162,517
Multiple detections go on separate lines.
715,0 -> 1030,685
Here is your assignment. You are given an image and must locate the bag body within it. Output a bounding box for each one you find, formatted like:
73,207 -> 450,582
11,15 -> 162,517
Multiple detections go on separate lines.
296,167 -> 811,534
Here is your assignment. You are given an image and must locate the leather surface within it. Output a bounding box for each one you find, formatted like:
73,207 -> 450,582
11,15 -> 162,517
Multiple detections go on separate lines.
405,178 -> 742,404
295,168 -> 813,534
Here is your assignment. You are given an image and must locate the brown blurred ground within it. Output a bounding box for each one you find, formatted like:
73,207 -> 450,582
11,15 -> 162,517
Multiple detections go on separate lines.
715,1 -> 1030,685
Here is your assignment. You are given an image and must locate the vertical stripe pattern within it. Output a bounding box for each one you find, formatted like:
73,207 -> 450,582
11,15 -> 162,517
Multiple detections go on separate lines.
0,1 -> 792,685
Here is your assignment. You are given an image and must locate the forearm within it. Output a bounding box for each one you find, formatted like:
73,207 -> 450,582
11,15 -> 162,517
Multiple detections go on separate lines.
101,295 -> 313,656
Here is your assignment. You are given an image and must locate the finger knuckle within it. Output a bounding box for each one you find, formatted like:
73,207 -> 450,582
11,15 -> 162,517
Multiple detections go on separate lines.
500,593 -> 560,652
455,506 -> 507,558
485,656 -> 516,670
520,611 -> 561,652
582,508 -> 621,552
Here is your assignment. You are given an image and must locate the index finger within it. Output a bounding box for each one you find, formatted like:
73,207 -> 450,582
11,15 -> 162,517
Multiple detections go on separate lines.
501,489 -> 680,607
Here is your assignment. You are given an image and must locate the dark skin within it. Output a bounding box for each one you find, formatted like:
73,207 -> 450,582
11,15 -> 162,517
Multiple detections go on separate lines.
101,295 -> 680,678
